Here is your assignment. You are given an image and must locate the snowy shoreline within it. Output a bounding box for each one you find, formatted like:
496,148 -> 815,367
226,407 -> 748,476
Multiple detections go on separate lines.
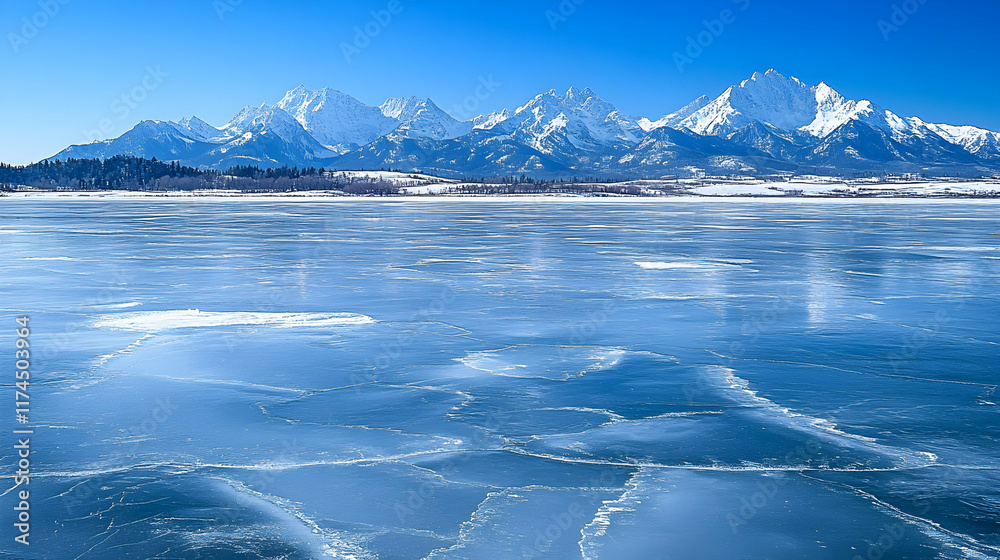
0,191 -> 1000,204
3,189 -> 1000,203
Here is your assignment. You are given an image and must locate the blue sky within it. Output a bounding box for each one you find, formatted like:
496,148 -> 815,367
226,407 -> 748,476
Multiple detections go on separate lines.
2,0 -> 998,165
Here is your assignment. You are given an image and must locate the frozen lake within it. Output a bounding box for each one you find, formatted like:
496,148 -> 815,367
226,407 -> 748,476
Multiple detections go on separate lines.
2,198 -> 998,559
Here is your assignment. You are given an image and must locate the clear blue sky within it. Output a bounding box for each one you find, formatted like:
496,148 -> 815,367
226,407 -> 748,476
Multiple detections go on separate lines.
2,0 -> 998,165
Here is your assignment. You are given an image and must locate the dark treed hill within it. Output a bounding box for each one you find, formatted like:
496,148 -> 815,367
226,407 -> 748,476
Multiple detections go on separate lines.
0,157 -> 403,194
0,157 -> 646,195
0,156 -> 205,190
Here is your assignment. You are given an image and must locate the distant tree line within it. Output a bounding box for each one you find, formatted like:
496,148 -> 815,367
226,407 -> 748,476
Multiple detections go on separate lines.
451,182 -> 652,196
0,157 -> 405,194
0,156 -> 204,190
0,156 -> 666,196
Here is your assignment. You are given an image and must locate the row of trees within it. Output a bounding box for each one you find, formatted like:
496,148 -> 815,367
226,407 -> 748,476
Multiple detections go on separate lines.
451,183 -> 650,196
458,174 -> 632,185
0,157 -> 409,193
0,156 -> 204,190
0,156 -> 653,195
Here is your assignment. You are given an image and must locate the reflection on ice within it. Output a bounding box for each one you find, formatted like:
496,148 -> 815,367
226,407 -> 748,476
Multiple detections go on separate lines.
5,200 -> 998,559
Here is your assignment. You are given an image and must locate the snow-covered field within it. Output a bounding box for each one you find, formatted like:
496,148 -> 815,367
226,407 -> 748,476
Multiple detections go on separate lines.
686,179 -> 1000,197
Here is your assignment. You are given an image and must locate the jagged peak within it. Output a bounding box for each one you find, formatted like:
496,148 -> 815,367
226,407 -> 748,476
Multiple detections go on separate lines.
741,69 -> 806,90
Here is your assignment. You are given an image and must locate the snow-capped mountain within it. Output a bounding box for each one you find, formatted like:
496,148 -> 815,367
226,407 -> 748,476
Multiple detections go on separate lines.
639,95 -> 710,132
53,120 -> 219,162
487,87 -> 643,155
925,122 -> 1000,161
674,70 -> 855,137
379,96 -> 424,122
275,86 -> 398,153
175,116 -> 225,142
48,73 -> 1000,177
380,97 -> 474,140
191,103 -> 338,169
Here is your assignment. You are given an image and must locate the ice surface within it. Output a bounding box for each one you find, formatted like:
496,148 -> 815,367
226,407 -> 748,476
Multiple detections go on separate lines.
2,199 -> 998,559
91,309 -> 375,331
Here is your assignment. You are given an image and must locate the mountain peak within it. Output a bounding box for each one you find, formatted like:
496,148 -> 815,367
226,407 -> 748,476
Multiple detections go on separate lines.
46,77 -> 1000,177
685,71 -> 839,135
564,86 -> 598,99
276,88 -> 398,152
742,69 -> 803,89
379,96 -> 424,120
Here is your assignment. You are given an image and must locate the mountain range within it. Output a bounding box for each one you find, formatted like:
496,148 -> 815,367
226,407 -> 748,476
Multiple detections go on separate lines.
50,70 -> 1000,178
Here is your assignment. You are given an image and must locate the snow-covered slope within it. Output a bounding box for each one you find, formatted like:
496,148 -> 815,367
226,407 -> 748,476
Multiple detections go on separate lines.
46,75 -> 1000,177
194,103 -> 338,168
275,86 -> 398,153
491,87 -> 643,155
379,96 -> 425,122
51,120 -> 218,162
678,70 -> 872,137
382,97 -> 474,140
472,109 -> 510,130
924,122 -> 1000,160
640,95 -> 710,131
175,116 -> 224,142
